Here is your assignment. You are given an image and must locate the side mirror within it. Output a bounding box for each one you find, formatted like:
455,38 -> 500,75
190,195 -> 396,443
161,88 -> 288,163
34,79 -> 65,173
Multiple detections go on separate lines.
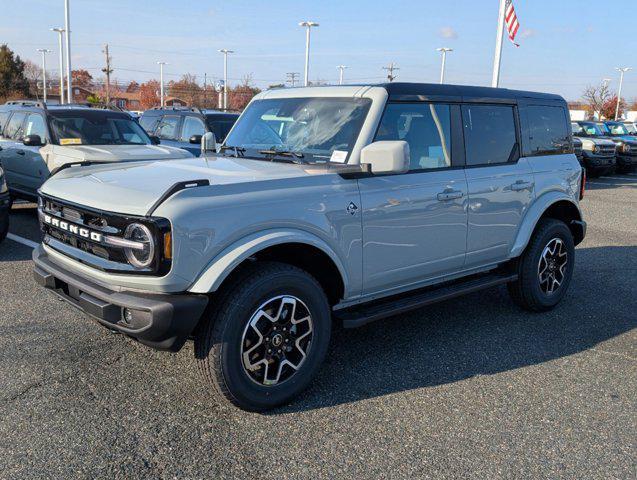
149,135 -> 161,145
201,131 -> 217,154
360,141 -> 409,175
23,134 -> 43,147
189,134 -> 203,145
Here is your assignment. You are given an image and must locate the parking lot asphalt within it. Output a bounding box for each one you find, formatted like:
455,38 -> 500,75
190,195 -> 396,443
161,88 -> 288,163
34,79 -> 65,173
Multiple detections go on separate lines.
0,174 -> 635,479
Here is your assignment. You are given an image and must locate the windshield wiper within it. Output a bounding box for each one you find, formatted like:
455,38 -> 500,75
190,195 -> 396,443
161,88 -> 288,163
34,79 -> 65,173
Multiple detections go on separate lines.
258,149 -> 305,161
219,145 -> 246,157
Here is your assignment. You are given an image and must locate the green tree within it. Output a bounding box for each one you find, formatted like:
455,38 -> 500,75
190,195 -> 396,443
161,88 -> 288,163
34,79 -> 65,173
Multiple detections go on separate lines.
0,44 -> 30,100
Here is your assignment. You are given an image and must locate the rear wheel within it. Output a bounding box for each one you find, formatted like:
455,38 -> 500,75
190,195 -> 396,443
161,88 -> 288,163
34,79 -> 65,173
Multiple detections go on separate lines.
195,261 -> 331,411
508,218 -> 575,312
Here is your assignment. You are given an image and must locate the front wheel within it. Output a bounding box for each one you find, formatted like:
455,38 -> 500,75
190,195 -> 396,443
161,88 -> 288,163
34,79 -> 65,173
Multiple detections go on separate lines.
508,218 -> 575,312
195,262 -> 331,411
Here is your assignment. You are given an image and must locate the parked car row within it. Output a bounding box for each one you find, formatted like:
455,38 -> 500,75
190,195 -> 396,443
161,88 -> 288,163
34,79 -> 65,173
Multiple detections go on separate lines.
571,120 -> 637,176
0,101 -> 193,203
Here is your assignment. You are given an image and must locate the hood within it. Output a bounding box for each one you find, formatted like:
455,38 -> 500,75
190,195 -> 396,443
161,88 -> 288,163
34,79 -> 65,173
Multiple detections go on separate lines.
574,135 -> 615,147
39,155 -> 332,216
40,143 -> 193,170
610,134 -> 637,144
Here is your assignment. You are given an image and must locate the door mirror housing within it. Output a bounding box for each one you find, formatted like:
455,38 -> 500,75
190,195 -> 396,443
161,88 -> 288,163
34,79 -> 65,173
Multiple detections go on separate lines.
189,134 -> 203,145
201,131 -> 217,153
360,141 -> 410,175
23,134 -> 44,147
149,135 -> 161,145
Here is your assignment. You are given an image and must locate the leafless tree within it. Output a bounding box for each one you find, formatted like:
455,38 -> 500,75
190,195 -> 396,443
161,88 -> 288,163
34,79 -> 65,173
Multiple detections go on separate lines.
582,82 -> 612,119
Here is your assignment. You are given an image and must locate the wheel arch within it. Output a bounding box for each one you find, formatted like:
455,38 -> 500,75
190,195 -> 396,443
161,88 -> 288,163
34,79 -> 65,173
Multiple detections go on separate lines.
510,193 -> 584,259
188,229 -> 349,305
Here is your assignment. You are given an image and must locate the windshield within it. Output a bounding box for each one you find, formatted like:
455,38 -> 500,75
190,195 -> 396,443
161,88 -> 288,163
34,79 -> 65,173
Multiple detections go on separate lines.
571,122 -> 584,134
606,122 -> 630,136
49,111 -> 152,146
579,122 -> 606,136
205,115 -> 239,142
625,123 -> 637,134
223,97 -> 371,162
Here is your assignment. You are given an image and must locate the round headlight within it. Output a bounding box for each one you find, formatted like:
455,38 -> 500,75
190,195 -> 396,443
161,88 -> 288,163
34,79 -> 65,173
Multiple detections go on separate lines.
124,223 -> 155,268
624,144 -> 631,152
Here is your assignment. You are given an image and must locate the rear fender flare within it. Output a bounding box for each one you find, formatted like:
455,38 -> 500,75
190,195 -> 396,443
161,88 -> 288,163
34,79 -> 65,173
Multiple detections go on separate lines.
510,192 -> 582,258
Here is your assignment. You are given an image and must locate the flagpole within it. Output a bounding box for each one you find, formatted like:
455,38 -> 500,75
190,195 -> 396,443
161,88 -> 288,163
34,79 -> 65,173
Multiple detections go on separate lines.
491,0 -> 506,87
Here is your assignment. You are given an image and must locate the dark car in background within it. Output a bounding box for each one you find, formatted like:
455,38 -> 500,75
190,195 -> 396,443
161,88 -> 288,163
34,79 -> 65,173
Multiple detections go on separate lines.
602,121 -> 637,172
571,121 -> 617,176
139,107 -> 239,156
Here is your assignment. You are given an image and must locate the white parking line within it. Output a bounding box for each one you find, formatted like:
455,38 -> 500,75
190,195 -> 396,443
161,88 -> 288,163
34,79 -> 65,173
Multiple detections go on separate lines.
6,233 -> 39,249
600,176 -> 637,182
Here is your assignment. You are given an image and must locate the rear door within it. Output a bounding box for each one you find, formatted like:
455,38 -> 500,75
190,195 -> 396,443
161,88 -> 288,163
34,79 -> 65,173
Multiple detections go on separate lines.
0,111 -> 27,193
358,101 -> 469,296
462,103 -> 535,268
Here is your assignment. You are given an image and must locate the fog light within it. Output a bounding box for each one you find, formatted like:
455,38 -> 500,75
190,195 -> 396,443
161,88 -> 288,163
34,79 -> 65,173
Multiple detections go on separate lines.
123,308 -> 134,324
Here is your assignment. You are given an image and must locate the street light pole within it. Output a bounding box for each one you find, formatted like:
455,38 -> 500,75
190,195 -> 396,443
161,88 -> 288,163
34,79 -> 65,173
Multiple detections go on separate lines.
299,21 -> 319,86
337,65 -> 348,85
436,48 -> 453,84
491,0 -> 506,87
37,49 -> 52,102
64,0 -> 72,103
51,28 -> 65,104
218,49 -> 234,110
157,62 -> 167,107
615,67 -> 632,120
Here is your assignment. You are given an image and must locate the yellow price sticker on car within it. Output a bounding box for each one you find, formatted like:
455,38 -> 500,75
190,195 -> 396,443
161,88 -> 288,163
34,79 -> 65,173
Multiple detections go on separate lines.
60,138 -> 82,145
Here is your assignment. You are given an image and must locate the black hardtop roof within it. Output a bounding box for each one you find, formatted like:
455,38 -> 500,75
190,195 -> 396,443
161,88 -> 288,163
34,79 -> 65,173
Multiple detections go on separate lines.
379,82 -> 565,102
142,107 -> 239,116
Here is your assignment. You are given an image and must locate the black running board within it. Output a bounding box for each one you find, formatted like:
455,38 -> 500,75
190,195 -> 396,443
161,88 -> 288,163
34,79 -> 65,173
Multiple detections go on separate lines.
336,272 -> 517,329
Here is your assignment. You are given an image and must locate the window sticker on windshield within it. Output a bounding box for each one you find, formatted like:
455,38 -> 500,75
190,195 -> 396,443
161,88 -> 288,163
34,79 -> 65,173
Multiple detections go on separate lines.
60,138 -> 82,145
330,150 -> 348,163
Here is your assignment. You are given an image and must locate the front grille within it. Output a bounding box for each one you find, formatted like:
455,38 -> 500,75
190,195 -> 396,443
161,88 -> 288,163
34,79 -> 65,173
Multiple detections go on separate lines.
598,145 -> 616,156
38,195 -> 171,275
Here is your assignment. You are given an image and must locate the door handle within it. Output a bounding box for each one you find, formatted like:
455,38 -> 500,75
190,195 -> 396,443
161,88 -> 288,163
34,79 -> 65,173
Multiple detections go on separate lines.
437,190 -> 464,201
16,150 -> 25,156
510,180 -> 533,191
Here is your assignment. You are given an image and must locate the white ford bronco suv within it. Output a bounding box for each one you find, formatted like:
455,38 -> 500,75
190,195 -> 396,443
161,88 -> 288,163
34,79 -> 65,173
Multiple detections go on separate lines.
33,83 -> 586,411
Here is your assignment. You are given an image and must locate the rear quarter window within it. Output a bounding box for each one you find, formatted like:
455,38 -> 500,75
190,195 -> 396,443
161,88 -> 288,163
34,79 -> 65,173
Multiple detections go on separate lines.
526,106 -> 570,155
462,104 -> 517,166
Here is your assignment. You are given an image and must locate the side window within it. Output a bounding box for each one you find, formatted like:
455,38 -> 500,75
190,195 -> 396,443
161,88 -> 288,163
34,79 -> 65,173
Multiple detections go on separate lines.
375,103 -> 452,170
0,112 -> 9,136
462,104 -> 517,166
24,113 -> 47,140
156,115 -> 180,140
139,115 -> 159,134
5,112 -> 27,140
180,116 -> 205,141
527,106 -> 569,155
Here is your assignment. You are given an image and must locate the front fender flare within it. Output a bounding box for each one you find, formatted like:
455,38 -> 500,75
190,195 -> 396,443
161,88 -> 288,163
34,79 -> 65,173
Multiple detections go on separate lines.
509,192 -> 583,259
188,229 -> 350,296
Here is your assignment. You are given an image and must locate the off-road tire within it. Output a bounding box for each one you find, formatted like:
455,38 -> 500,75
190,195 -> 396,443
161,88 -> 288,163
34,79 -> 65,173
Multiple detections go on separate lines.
194,261 -> 331,411
508,218 -> 575,312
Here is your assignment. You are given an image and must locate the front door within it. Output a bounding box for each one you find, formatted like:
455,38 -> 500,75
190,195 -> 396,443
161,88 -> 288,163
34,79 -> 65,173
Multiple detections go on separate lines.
461,103 -> 535,268
358,102 -> 468,296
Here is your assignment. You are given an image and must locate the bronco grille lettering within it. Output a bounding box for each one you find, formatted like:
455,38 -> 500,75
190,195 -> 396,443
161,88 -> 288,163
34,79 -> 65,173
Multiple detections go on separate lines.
43,214 -> 103,242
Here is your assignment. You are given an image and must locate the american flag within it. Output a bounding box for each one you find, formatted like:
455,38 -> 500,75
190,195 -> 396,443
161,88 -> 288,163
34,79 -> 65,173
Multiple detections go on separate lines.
505,0 -> 521,47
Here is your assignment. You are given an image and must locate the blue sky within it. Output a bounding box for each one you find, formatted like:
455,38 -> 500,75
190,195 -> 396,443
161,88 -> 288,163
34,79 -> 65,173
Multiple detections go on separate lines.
1,0 -> 635,101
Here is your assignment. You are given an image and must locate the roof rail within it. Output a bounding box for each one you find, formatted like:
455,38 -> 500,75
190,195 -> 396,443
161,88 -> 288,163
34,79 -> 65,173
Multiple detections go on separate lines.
4,100 -> 47,109
149,105 -> 197,112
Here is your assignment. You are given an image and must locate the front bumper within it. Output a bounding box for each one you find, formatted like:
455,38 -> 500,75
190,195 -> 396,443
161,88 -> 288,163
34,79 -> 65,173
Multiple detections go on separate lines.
33,245 -> 208,351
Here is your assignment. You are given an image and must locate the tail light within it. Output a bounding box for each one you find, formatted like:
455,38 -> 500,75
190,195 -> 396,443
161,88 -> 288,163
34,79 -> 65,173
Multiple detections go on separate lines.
579,167 -> 586,200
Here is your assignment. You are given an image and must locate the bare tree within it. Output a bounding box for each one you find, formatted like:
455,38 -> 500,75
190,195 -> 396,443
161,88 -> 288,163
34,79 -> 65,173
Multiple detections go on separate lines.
582,82 -> 612,119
